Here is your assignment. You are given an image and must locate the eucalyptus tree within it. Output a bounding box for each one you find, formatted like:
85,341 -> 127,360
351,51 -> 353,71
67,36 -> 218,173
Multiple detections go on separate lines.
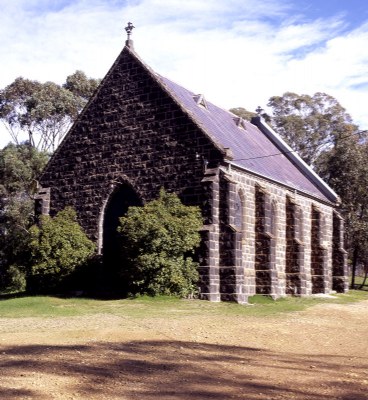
317,132 -> 368,288
0,71 -> 100,152
0,143 -> 48,292
232,92 -> 367,287
229,107 -> 257,121
266,92 -> 358,165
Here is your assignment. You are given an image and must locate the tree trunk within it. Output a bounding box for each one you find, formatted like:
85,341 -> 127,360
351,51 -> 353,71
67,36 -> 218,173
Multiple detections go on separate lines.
351,246 -> 359,289
358,266 -> 368,289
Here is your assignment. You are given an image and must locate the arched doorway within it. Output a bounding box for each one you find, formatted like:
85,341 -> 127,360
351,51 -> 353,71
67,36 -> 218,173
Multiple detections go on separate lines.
102,183 -> 142,293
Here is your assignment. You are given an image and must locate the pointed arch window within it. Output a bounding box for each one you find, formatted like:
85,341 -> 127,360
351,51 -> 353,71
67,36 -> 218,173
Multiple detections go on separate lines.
270,200 -> 277,237
234,191 -> 244,232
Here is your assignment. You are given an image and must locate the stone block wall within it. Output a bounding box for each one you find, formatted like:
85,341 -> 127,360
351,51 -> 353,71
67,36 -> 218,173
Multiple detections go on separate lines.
38,46 -> 346,302
40,47 -> 223,244
332,212 -> 349,292
198,167 -> 221,302
220,164 -> 340,300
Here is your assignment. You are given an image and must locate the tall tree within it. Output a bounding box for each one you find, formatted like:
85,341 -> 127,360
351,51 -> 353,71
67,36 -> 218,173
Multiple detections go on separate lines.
233,92 -> 367,287
63,70 -> 100,103
267,91 -> 367,286
317,132 -> 368,288
0,143 -> 48,291
0,72 -> 100,152
230,107 -> 270,123
266,92 -> 357,165
229,107 -> 257,122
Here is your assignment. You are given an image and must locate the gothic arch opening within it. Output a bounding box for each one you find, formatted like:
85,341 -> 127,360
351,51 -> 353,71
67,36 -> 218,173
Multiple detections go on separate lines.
234,190 -> 244,233
285,196 -> 302,295
102,183 -> 142,292
332,212 -> 347,292
311,205 -> 327,293
255,186 -> 272,295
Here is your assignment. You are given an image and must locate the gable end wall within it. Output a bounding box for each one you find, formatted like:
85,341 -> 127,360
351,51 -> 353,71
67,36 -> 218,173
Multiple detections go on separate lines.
39,48 -> 223,241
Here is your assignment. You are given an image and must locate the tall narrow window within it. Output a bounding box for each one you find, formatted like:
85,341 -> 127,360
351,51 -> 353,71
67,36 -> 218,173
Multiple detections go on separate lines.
255,186 -> 272,295
270,200 -> 277,237
285,196 -> 302,295
332,212 -> 347,292
311,206 -> 326,294
234,191 -> 243,232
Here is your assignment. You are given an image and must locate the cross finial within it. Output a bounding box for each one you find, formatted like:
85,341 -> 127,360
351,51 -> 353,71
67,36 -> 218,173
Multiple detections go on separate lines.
125,22 -> 135,40
255,106 -> 264,115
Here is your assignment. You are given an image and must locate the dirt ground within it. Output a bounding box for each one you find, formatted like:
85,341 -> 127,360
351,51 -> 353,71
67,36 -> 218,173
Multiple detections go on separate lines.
1,300 -> 368,400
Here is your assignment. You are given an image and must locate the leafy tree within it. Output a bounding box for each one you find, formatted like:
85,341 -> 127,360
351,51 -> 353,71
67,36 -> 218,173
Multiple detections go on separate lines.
0,143 -> 48,292
317,133 -> 368,288
234,92 -> 368,287
266,92 -> 357,165
230,107 -> 257,121
28,207 -> 96,290
63,70 -> 100,103
117,189 -> 202,297
358,264 -> 368,289
0,265 -> 27,294
0,72 -> 100,152
266,91 -> 368,287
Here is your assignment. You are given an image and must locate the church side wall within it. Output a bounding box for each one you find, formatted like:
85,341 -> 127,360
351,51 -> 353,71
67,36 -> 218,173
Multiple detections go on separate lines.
221,166 -> 336,300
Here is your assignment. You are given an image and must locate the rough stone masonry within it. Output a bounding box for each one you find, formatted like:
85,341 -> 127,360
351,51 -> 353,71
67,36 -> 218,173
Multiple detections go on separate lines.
37,37 -> 348,302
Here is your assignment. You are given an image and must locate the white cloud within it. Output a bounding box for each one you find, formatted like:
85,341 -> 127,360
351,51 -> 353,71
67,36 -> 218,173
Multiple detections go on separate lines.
1,0 -> 368,148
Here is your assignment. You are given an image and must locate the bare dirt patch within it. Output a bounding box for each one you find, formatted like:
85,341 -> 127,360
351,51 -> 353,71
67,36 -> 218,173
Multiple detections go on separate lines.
1,301 -> 368,399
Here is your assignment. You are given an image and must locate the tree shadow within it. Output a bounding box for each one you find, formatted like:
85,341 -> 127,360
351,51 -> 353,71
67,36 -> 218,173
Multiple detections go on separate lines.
0,340 -> 367,399
0,291 -> 29,300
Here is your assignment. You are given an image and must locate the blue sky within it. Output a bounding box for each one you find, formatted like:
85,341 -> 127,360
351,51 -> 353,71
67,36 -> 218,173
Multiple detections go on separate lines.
1,0 -> 368,148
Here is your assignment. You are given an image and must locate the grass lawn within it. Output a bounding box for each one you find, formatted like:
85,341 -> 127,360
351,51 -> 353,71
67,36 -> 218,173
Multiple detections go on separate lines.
1,290 -> 368,319
352,274 -> 368,290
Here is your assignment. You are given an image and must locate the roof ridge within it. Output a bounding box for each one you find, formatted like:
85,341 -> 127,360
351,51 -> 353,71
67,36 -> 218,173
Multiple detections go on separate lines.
41,44 -> 337,204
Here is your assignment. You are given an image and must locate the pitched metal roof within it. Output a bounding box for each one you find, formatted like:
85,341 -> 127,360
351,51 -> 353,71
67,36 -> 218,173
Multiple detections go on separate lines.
156,74 -> 338,203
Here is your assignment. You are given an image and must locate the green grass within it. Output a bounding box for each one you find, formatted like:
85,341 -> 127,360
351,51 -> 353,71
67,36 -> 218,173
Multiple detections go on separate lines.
351,275 -> 368,290
0,290 -> 368,319
0,296 -> 106,318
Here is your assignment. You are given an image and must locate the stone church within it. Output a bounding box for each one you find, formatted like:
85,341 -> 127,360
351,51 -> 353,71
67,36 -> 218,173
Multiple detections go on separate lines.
37,28 -> 348,303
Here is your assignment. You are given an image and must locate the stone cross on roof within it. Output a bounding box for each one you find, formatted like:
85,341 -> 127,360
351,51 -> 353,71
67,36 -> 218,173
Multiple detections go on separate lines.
125,22 -> 135,49
255,106 -> 264,115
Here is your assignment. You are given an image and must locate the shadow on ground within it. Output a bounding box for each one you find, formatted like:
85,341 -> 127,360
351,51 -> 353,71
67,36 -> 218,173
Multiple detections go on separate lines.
0,340 -> 366,399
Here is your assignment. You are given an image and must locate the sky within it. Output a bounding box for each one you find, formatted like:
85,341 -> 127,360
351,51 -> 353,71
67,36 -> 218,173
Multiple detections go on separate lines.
1,0 -> 368,148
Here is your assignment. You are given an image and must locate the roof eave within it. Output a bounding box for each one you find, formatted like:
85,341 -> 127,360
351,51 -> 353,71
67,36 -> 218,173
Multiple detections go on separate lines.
227,161 -> 336,206
251,116 -> 339,204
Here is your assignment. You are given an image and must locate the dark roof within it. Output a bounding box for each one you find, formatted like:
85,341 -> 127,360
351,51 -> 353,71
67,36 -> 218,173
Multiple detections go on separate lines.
157,73 -> 337,203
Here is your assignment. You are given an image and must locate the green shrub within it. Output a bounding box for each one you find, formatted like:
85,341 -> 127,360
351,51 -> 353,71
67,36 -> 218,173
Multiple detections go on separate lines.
0,143 -> 49,294
28,207 -> 96,290
0,265 -> 27,294
118,189 -> 202,297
